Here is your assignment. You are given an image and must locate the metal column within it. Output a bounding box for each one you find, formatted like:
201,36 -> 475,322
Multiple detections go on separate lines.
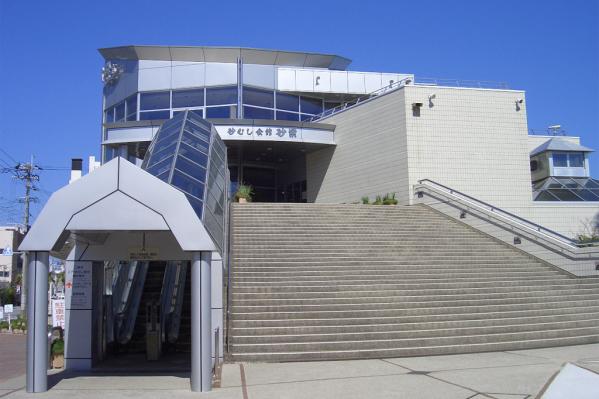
191,251 -> 212,392
26,251 -> 49,393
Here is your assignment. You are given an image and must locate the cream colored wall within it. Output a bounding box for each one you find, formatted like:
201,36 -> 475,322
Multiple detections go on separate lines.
403,85 -> 532,208
306,89 -> 409,204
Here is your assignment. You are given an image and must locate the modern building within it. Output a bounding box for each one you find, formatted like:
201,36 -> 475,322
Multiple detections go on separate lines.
19,46 -> 599,393
0,226 -> 24,288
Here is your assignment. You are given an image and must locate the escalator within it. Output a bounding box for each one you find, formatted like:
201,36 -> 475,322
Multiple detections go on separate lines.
105,260 -> 191,359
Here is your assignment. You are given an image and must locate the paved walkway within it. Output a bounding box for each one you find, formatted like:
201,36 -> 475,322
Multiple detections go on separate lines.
0,334 -> 26,383
2,343 -> 599,398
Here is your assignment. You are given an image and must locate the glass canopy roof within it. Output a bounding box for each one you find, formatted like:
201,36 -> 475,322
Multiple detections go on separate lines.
141,109 -> 229,252
533,177 -> 599,202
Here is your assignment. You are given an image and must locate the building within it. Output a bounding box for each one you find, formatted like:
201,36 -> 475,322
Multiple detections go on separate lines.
19,46 -> 599,393
0,226 -> 24,288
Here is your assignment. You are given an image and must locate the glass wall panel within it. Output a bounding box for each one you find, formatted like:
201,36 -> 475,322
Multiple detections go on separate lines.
243,87 -> 274,108
115,102 -> 125,122
173,88 -> 204,108
179,142 -> 208,166
553,153 -> 568,167
140,110 -> 171,120
176,156 -> 207,182
569,152 -> 584,167
276,111 -> 300,121
172,172 -> 205,200
104,107 -> 115,123
243,106 -> 274,120
276,92 -> 299,112
206,86 -> 238,106
125,95 -> 137,121
300,96 -> 323,114
206,106 -> 236,118
140,91 -> 170,110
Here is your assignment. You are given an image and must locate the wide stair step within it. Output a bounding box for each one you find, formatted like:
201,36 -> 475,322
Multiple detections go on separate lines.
227,203 -> 599,362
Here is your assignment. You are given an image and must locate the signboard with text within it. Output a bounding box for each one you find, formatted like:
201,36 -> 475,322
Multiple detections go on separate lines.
215,125 -> 335,145
51,299 -> 65,329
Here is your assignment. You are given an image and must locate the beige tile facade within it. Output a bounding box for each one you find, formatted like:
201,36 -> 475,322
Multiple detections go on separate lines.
308,85 -> 598,237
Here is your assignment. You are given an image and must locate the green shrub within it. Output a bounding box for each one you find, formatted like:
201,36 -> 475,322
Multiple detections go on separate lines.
51,339 -> 64,355
361,196 -> 369,204
10,316 -> 26,331
382,192 -> 398,205
0,287 -> 15,305
373,195 -> 383,205
0,320 -> 8,330
235,184 -> 254,202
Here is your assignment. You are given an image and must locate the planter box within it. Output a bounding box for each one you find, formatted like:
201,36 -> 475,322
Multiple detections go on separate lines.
52,354 -> 64,369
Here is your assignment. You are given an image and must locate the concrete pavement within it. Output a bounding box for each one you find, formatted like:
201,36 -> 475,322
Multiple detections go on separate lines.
2,343 -> 599,398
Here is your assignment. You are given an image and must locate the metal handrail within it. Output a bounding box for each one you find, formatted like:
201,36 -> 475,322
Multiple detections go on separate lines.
416,179 -> 599,249
414,77 -> 509,90
305,76 -> 413,122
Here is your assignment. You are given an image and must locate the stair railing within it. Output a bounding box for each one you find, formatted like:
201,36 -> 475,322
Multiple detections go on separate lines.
414,179 -> 599,262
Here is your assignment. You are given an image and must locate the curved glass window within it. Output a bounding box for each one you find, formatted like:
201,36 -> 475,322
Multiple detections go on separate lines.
300,96 -> 323,114
243,106 -> 274,120
206,106 -> 236,118
115,102 -> 125,122
243,87 -> 274,108
140,110 -> 170,120
140,91 -> 170,110
206,86 -> 237,106
276,92 -> 299,112
125,95 -> 137,121
173,88 -> 204,108
276,111 -> 300,121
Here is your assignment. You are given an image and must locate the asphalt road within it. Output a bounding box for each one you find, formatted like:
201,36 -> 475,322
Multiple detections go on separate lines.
0,334 -> 26,382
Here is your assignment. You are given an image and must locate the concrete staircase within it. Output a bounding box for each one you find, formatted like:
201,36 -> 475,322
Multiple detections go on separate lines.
228,203 -> 599,362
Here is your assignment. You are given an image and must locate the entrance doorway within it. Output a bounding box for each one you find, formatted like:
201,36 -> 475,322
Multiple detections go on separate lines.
96,261 -> 192,371
227,142 -> 308,202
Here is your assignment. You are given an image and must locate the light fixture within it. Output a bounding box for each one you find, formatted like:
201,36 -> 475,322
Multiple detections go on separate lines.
428,93 -> 436,107
515,98 -> 524,111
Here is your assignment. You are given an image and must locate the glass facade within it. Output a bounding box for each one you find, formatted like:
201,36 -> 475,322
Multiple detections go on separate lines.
141,110 -> 229,252
533,177 -> 599,201
104,86 -> 327,123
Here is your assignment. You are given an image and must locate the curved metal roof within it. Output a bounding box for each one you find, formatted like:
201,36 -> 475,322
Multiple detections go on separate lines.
98,45 -> 352,70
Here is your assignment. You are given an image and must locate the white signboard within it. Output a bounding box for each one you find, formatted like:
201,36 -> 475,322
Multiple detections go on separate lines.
215,125 -> 335,145
129,247 -> 159,260
65,262 -> 92,309
51,299 -> 65,329
3,304 -> 13,313
0,309 -> 3,320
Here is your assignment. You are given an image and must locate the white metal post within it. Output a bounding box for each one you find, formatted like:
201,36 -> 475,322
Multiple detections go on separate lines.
26,251 -> 49,393
191,251 -> 212,392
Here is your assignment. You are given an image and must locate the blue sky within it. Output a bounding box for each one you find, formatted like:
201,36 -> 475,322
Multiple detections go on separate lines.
0,0 -> 597,225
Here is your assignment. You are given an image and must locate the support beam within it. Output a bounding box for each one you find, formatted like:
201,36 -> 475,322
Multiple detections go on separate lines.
191,251 -> 212,392
26,251 -> 49,393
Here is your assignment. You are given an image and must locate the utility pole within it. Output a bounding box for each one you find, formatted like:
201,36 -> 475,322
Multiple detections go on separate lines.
14,156 -> 39,313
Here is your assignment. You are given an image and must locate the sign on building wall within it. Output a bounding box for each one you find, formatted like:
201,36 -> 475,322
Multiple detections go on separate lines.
214,125 -> 335,145
128,247 -> 159,260
65,262 -> 92,309
51,299 -> 65,329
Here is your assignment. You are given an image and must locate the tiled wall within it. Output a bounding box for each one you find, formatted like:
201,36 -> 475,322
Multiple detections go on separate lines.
306,90 -> 409,204
404,85 -> 532,208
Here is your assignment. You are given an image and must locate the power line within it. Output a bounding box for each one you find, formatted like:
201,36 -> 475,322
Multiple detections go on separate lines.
0,146 -> 18,164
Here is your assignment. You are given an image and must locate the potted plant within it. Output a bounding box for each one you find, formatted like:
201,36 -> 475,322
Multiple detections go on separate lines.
235,184 -> 254,203
361,196 -> 370,204
51,338 -> 64,369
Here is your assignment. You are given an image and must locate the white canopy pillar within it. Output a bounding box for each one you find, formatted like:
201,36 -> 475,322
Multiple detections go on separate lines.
191,251 -> 212,392
26,251 -> 49,393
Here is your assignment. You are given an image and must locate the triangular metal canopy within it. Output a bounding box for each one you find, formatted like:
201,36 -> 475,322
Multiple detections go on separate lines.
531,138 -> 594,157
19,157 -> 217,253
